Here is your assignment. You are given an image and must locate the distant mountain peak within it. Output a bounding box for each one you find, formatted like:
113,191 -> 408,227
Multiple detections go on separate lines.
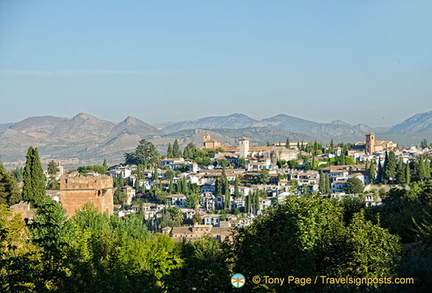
73,113 -> 95,120
123,116 -> 141,124
388,111 -> 432,134
331,120 -> 350,126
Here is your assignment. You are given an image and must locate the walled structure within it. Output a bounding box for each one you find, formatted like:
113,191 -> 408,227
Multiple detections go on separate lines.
203,133 -> 222,149
60,175 -> 114,217
356,133 -> 397,154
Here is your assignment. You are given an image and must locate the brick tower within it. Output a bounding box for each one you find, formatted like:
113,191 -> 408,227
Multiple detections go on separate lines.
365,133 -> 376,155
60,175 -> 114,217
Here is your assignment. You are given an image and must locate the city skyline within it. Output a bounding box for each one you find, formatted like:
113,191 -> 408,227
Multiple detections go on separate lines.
1,0 -> 431,126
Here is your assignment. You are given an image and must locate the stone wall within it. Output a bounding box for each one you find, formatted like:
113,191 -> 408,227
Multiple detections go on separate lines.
60,175 -> 114,217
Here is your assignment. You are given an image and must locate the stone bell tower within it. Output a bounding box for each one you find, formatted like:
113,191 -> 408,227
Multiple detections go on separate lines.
365,132 -> 376,155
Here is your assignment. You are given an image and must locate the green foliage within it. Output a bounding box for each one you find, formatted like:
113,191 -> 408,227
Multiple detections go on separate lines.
172,139 -> 181,158
11,167 -> 23,183
160,206 -> 183,228
22,147 -> 46,207
47,160 -> 60,176
287,159 -> 300,169
124,139 -> 159,166
77,165 -> 107,175
166,236 -> 231,292
259,168 -> 270,184
0,161 -> 21,206
0,205 -> 39,292
368,161 -> 376,184
345,177 -> 364,194
185,193 -> 200,209
166,143 -> 173,158
231,195 -> 401,291
384,151 -> 397,183
183,142 -> 196,159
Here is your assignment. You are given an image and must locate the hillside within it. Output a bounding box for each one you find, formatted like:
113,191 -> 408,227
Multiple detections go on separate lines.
1,111 -> 431,167
161,113 -> 257,134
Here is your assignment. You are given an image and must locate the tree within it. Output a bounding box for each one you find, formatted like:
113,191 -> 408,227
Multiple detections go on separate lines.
124,139 -> 159,166
0,161 -> 21,206
287,159 -> 300,169
152,166 -> 159,181
22,147 -> 46,207
0,205 -> 38,291
77,165 -> 106,175
183,142 -> 196,159
166,143 -> 173,158
192,212 -> 202,225
245,194 -> 251,214
421,138 -> 428,149
377,159 -> 384,184
419,156 -> 428,181
396,159 -> 406,184
405,162 -> 411,185
172,139 -> 181,158
259,168 -> 270,184
345,177 -> 364,194
319,170 -> 326,194
238,157 -> 246,168
29,197 -> 71,290
368,161 -> 376,184
324,174 -> 331,194
185,193 -> 200,209
231,195 -> 401,291
384,151 -> 397,183
285,138 -> 290,149
234,175 -> 240,198
166,236 -> 230,292
218,158 -> 229,168
47,160 -> 60,176
160,206 -> 183,228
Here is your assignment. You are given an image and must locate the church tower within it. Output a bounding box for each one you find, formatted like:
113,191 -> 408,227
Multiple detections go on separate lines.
203,132 -> 211,144
239,137 -> 250,159
365,133 -> 376,155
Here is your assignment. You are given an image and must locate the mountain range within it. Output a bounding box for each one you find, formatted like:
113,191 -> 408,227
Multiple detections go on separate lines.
0,111 -> 431,167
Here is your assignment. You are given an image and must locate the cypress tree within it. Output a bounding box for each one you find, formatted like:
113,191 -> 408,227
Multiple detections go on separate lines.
152,166 -> 159,181
253,191 -> 260,214
368,161 -> 376,184
166,143 -> 173,158
384,151 -> 397,183
234,175 -> 240,198
22,147 -> 46,207
245,194 -> 251,214
418,156 -> 427,181
172,139 -> 181,158
285,138 -> 290,149
396,159 -> 405,184
405,162 -> 411,185
377,159 -> 384,184
221,167 -> 230,209
0,160 -> 21,206
319,170 -> 325,194
325,174 -> 331,194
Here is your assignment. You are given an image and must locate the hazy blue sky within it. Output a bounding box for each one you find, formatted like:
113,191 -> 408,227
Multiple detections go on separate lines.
1,0 -> 431,127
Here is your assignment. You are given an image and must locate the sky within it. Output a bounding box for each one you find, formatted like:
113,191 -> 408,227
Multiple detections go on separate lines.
0,0 -> 431,127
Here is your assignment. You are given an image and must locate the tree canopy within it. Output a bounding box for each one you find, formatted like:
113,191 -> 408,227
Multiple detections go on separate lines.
124,139 -> 159,166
